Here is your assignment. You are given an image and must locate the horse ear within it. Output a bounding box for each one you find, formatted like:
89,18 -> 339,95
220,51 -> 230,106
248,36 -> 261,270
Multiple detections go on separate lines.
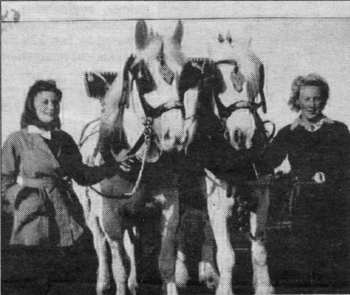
226,31 -> 233,44
135,20 -> 148,50
172,20 -> 183,45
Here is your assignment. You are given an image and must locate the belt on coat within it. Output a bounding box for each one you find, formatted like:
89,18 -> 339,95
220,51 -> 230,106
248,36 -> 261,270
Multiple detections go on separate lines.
18,176 -> 57,188
14,176 -> 70,210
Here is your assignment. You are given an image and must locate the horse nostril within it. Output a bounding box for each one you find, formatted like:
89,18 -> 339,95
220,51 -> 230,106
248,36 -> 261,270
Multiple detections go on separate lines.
240,132 -> 246,143
164,130 -> 170,140
234,130 -> 240,142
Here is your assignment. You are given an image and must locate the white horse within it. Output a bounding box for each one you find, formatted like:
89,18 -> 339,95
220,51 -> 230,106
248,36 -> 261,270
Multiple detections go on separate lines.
178,34 -> 275,295
74,20 -> 200,295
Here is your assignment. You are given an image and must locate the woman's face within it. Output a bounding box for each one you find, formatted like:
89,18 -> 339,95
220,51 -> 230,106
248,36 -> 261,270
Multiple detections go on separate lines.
297,86 -> 323,122
34,91 -> 60,124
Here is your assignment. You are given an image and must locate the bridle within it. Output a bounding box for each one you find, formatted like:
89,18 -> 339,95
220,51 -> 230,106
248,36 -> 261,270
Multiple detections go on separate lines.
190,58 -> 276,241
121,54 -> 185,119
86,53 -> 193,199
116,53 -> 188,156
190,58 -> 275,151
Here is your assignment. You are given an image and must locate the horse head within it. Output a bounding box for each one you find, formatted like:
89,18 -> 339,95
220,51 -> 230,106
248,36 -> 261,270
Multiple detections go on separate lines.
101,20 -> 200,163
201,33 -> 268,152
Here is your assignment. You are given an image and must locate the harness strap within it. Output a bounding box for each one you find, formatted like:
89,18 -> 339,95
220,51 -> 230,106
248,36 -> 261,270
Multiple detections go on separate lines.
14,175 -> 73,210
19,176 -> 55,187
127,133 -> 145,157
88,116 -> 154,199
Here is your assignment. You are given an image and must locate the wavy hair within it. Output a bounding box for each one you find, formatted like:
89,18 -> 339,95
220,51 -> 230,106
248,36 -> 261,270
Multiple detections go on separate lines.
20,80 -> 62,130
288,73 -> 329,112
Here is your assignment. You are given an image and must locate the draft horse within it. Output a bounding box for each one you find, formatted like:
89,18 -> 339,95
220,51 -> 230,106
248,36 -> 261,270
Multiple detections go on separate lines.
178,34 -> 275,295
74,20 -> 201,295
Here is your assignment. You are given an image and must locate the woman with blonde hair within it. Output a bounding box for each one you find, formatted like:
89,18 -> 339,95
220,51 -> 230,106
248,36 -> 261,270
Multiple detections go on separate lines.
264,73 -> 350,289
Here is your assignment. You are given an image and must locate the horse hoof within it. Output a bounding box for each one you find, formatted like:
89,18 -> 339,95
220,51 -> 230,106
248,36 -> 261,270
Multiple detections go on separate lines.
206,276 -> 219,290
255,285 -> 275,295
198,261 -> 219,290
215,285 -> 235,295
162,282 -> 178,295
175,258 -> 189,287
128,282 -> 138,295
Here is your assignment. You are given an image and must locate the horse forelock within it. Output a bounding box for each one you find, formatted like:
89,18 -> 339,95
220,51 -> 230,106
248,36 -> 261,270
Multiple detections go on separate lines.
199,37 -> 264,150
210,38 -> 263,103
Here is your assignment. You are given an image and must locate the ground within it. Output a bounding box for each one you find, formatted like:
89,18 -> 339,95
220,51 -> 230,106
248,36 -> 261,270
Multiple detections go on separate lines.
2,208 -> 349,295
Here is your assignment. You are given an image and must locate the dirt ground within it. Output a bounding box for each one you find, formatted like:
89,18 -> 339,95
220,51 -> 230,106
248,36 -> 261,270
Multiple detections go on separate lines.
2,209 -> 349,295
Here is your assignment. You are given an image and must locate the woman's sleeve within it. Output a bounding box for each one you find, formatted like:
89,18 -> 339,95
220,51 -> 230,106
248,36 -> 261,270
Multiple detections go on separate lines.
261,126 -> 290,171
338,123 -> 350,179
1,134 -> 22,212
58,132 -> 119,186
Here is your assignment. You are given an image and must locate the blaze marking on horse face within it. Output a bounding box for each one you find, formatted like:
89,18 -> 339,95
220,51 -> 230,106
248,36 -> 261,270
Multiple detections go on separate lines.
210,38 -> 263,151
128,22 -> 189,154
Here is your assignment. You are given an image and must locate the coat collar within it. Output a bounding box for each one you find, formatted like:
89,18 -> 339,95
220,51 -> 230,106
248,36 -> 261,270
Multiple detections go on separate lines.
290,115 -> 334,132
27,125 -> 58,140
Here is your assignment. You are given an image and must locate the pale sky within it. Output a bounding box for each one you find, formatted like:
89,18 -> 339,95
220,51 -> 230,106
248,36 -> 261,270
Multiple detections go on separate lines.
2,1 -> 350,142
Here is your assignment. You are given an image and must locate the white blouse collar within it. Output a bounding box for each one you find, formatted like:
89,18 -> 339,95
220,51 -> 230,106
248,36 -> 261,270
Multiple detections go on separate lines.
27,125 -> 57,140
290,115 -> 334,132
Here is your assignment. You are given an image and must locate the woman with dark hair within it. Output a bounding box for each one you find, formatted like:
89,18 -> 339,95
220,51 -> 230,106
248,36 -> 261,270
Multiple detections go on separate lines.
1,80 -> 138,292
264,73 -> 350,289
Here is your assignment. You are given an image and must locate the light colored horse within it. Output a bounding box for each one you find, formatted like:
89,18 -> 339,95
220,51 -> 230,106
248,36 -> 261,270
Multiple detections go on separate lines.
178,34 -> 275,295
74,20 -> 200,295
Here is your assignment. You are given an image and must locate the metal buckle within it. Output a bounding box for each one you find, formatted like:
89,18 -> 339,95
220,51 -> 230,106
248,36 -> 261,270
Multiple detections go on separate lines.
143,117 -> 153,140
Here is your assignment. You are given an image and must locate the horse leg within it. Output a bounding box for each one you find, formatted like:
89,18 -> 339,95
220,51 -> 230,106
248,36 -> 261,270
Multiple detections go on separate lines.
157,189 -> 180,295
124,227 -> 138,295
91,217 -> 111,295
108,233 -> 129,295
199,210 -> 220,289
250,186 -> 274,295
175,243 -> 189,288
206,178 -> 235,295
175,211 -> 190,288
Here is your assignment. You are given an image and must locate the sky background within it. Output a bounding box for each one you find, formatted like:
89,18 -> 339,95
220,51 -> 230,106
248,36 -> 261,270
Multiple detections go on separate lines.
2,1 -> 350,142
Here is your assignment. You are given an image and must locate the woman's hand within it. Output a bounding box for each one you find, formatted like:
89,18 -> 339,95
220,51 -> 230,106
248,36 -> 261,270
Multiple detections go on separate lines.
312,172 -> 326,184
120,157 -> 141,173
109,149 -> 142,178
259,173 -> 274,184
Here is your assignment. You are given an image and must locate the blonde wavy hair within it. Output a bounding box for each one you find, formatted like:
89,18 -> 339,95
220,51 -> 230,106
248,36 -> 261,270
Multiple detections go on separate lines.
288,73 -> 329,112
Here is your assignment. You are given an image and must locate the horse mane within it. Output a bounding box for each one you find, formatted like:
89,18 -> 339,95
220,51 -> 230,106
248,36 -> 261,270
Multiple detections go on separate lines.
99,56 -> 134,158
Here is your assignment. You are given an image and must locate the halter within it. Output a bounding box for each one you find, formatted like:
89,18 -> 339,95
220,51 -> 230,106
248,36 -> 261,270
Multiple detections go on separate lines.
86,54 -> 189,199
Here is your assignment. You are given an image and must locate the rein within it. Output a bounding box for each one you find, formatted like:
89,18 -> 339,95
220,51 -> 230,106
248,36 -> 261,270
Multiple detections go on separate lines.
87,117 -> 153,199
